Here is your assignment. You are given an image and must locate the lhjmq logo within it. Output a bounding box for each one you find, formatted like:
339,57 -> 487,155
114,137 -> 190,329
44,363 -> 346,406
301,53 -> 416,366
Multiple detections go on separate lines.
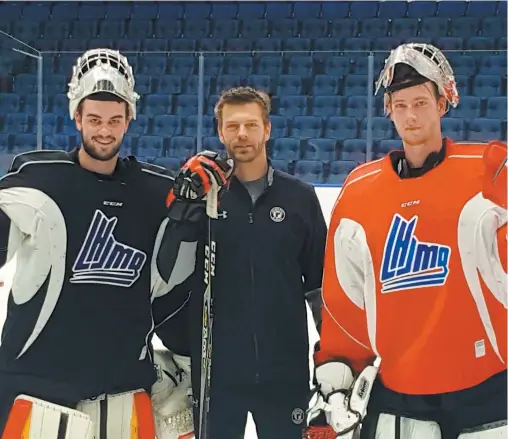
70,210 -> 147,287
380,214 -> 451,293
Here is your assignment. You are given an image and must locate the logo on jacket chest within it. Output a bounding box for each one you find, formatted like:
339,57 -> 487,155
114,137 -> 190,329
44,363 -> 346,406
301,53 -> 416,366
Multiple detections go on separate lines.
70,209 -> 147,287
380,214 -> 451,293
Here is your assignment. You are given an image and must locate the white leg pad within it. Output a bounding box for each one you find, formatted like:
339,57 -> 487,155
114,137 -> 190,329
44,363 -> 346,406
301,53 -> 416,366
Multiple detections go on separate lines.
2,395 -> 94,439
459,423 -> 507,439
77,388 -> 155,439
374,414 -> 442,439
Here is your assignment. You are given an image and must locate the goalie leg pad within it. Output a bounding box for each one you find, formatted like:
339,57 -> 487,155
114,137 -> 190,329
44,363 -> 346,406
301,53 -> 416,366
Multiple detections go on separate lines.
368,414 -> 442,439
151,350 -> 194,439
2,395 -> 94,439
458,421 -> 507,439
77,389 -> 156,439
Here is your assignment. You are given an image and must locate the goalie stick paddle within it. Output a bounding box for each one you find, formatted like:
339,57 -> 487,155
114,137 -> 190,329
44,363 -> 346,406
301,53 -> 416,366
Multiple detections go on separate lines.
198,186 -> 219,439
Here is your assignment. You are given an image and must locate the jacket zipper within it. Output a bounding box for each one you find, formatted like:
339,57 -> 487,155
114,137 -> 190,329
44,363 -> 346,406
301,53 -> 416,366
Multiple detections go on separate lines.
248,211 -> 260,384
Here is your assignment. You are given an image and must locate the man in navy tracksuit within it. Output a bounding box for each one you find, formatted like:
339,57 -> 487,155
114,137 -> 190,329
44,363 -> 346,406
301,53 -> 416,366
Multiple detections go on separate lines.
157,87 -> 327,438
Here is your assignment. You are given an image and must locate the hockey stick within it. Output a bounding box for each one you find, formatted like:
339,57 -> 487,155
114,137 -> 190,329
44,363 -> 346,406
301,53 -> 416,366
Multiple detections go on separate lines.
198,182 -> 219,439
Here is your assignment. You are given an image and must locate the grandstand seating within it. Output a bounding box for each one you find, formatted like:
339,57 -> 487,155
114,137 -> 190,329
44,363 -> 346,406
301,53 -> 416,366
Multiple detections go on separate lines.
0,1 -> 506,183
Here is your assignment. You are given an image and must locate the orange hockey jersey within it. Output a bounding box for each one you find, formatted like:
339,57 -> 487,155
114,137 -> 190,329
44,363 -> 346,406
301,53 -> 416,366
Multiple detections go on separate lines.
317,139 -> 507,395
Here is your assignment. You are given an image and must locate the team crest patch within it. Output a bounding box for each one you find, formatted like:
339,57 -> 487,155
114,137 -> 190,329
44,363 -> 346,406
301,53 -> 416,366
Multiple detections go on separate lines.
291,408 -> 305,425
380,214 -> 451,293
70,210 -> 147,287
270,206 -> 286,222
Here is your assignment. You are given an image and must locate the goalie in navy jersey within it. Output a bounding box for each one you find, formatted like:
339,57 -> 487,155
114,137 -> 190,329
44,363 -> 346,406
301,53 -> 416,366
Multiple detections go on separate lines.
0,48 -> 231,439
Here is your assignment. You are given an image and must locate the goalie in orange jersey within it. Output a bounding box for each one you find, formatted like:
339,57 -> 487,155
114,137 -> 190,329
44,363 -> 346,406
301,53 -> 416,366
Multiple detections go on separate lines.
304,43 -> 507,439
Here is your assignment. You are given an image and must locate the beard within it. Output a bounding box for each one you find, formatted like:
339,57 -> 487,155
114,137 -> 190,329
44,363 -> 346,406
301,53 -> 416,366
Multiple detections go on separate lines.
227,140 -> 264,163
81,131 -> 122,162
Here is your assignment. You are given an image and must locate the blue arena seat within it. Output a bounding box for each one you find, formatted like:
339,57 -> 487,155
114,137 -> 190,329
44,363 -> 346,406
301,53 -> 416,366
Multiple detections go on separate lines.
155,21 -> 182,39
407,1 -> 437,17
294,160 -> 325,183
183,20 -> 211,39
237,3 -> 265,20
276,96 -> 308,117
473,75 -> 503,97
212,20 -> 239,39
300,19 -> 329,38
312,75 -> 340,96
79,3 -> 106,20
311,96 -> 344,118
12,133 -> 37,154
242,19 -> 268,38
183,75 -> 212,95
437,1 -> 466,17
265,2 -> 292,19
132,3 -> 159,20
270,116 -> 289,138
350,1 -> 378,18
44,134 -> 77,151
291,116 -> 323,139
305,138 -> 338,162
467,1 -> 498,17
324,117 -> 358,140
342,139 -> 367,162
270,160 -> 290,173
152,157 -> 182,174
156,75 -> 182,95
345,96 -> 369,120
442,118 -> 466,140
449,96 -> 481,119
136,136 -> 164,159
168,136 -> 196,159
52,2 -> 79,20
481,17 -> 506,38
361,18 -> 389,38
173,95 -> 199,117
202,137 -> 225,154
420,17 -> 449,37
485,97 -> 508,120
4,114 -> 32,134
0,94 -> 20,114
328,160 -> 358,185
183,116 -> 215,137
450,17 -> 481,37
152,115 -> 184,137
468,118 -> 502,142
144,95 -> 172,118
128,115 -> 150,136
271,138 -> 300,161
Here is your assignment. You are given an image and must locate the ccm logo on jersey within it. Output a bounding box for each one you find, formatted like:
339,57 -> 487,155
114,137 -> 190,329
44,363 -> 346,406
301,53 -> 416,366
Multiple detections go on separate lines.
70,210 -> 147,287
401,200 -> 420,208
380,214 -> 451,293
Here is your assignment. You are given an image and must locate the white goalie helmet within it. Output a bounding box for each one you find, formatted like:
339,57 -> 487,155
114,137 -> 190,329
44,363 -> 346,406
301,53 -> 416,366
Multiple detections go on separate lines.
67,48 -> 140,120
375,43 -> 460,116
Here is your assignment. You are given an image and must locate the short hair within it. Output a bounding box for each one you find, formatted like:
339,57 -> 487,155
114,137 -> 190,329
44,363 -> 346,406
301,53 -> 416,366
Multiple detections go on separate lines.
76,92 -> 130,118
214,86 -> 271,125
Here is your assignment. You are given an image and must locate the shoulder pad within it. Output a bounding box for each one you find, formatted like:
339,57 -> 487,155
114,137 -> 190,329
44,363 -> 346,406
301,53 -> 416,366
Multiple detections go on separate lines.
8,150 -> 74,173
346,157 -> 383,183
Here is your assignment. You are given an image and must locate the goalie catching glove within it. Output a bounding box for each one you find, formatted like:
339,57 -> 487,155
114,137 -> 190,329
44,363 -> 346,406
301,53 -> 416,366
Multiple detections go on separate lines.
151,349 -> 194,439
166,151 -> 234,222
303,359 -> 380,439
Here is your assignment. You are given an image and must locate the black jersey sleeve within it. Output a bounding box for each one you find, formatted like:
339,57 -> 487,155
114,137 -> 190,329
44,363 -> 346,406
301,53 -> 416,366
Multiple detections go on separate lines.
151,213 -> 205,355
0,210 -> 11,268
300,187 -> 327,332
